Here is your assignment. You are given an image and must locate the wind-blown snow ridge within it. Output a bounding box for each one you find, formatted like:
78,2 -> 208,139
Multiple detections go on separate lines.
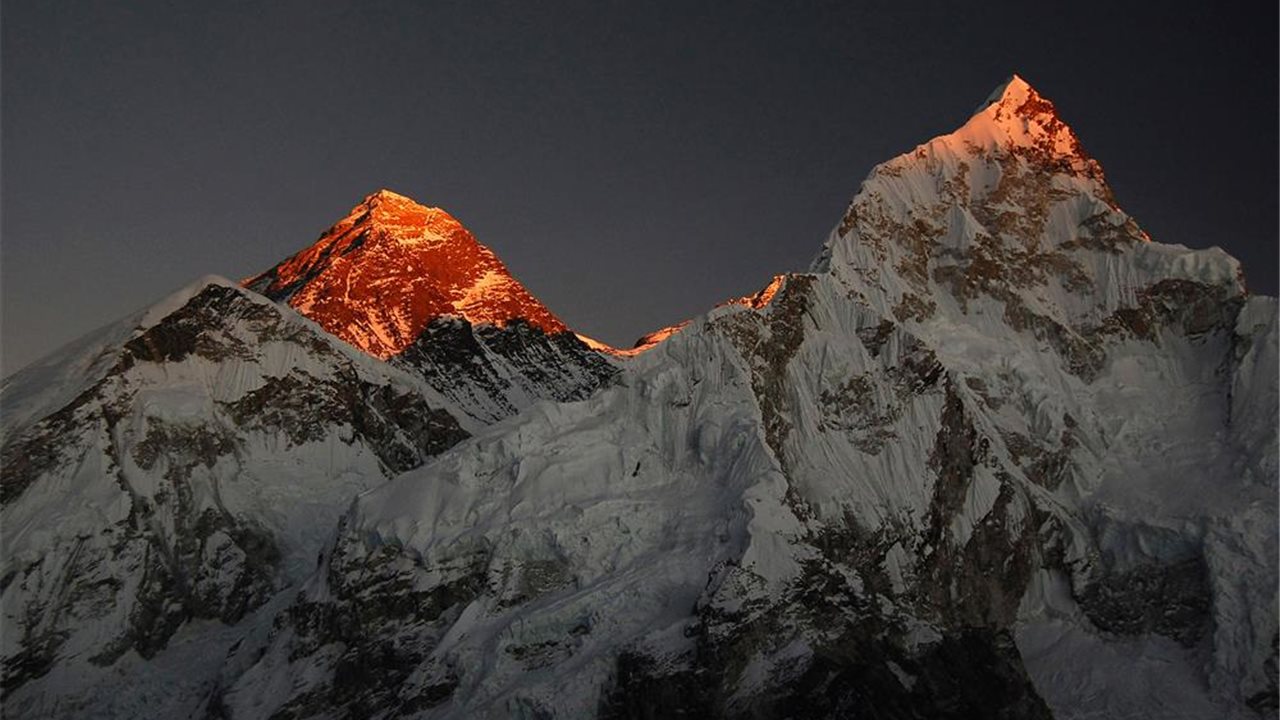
3,275 -> 244,436
598,275 -> 790,358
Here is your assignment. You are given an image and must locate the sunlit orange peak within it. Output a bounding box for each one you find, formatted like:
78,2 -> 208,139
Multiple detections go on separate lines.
242,189 -> 570,358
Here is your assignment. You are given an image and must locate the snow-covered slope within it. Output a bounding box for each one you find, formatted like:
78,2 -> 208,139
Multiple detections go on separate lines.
0,278 -> 470,717
605,275 -> 787,358
216,76 -> 1278,719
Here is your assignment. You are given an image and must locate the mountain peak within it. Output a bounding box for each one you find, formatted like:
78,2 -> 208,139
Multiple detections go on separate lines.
328,188 -> 469,248
972,73 -> 1035,115
243,191 -> 569,358
818,73 -> 1169,325
366,187 -> 413,202
955,74 -> 1093,171
358,187 -> 429,218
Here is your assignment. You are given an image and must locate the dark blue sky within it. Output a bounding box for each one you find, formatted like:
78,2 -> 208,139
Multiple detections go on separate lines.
4,1 -> 1276,373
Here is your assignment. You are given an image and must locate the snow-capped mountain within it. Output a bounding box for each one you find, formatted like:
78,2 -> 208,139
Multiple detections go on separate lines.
0,278 -> 470,717
0,194 -> 617,717
244,189 -> 571,359
2,75 -> 1276,720
213,76 -> 1278,719
244,189 -> 619,426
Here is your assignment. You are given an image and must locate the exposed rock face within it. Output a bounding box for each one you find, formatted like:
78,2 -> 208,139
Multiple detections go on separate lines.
393,317 -> 618,424
244,189 -> 570,359
1076,557 -> 1211,647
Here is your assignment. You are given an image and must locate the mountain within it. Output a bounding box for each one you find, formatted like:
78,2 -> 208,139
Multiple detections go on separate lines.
245,189 -> 619,425
213,76 -> 1278,719
243,189 -> 570,359
0,278 -> 469,717
0,195 -> 616,717
2,75 -> 1276,720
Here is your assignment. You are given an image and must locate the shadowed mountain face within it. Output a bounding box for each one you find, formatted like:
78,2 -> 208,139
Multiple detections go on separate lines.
2,77 -> 1276,720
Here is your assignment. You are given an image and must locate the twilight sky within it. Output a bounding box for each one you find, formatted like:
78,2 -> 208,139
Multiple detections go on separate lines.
3,1 -> 1277,374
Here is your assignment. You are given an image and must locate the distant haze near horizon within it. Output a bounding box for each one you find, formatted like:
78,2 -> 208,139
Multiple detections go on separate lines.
3,1 -> 1276,375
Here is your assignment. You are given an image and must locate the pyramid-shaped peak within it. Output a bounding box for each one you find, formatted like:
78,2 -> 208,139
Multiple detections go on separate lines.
243,191 -> 569,358
970,73 -> 1064,127
328,188 -> 473,249
363,187 -> 423,206
945,73 -> 1100,177
352,188 -> 444,223
819,74 -> 1115,273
